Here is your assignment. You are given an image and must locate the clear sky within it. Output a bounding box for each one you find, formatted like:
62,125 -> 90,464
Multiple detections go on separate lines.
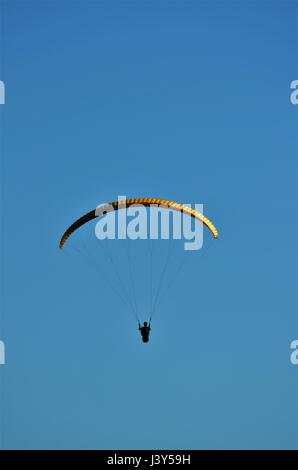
0,0 -> 297,450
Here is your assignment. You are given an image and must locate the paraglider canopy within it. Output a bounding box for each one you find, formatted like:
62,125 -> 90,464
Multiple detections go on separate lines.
59,197 -> 218,248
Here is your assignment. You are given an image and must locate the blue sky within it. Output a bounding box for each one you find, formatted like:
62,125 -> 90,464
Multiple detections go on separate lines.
0,0 -> 297,450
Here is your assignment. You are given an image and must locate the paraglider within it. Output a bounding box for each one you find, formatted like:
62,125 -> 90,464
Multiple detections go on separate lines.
59,197 -> 219,342
138,321 -> 151,343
